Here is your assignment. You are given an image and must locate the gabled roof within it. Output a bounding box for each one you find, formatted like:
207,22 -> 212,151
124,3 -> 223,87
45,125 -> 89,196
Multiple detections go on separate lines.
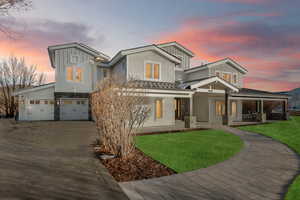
185,58 -> 248,74
156,41 -> 195,57
104,44 -> 182,67
180,76 -> 239,92
48,43 -> 110,68
13,82 -> 56,96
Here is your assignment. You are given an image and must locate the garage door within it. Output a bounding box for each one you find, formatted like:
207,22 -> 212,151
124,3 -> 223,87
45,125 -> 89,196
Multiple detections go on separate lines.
60,99 -> 89,121
26,100 -> 54,121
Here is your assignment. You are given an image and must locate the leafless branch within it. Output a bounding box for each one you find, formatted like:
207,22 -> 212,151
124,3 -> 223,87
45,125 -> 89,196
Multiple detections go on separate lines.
91,76 -> 151,159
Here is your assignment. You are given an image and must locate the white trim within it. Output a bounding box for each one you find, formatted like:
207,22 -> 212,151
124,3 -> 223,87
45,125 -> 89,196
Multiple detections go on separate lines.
13,83 -> 55,96
133,88 -> 194,94
190,77 -> 239,92
109,45 -> 181,67
157,42 -> 195,57
229,97 -> 288,101
196,88 -> 225,94
145,93 -> 191,98
175,67 -> 184,71
144,60 -> 162,81
185,58 -> 248,74
48,43 -> 110,60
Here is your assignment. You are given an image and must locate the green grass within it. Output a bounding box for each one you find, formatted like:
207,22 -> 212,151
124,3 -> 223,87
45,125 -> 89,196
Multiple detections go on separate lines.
135,130 -> 244,173
239,117 -> 300,200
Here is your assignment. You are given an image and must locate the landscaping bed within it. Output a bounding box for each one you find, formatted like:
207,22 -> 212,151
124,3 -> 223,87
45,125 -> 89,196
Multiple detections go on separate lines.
94,147 -> 176,182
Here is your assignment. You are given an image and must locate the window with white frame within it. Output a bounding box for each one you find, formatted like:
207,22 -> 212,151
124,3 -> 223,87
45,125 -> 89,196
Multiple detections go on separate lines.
155,99 -> 163,119
145,62 -> 160,80
66,66 -> 83,82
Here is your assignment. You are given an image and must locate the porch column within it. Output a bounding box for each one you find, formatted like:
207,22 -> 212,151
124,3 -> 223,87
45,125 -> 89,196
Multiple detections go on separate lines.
223,90 -> 229,125
260,99 -> 266,123
283,99 -> 288,120
190,96 -> 193,117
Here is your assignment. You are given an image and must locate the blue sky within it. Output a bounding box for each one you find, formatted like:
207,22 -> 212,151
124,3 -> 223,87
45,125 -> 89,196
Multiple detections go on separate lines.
1,0 -> 300,91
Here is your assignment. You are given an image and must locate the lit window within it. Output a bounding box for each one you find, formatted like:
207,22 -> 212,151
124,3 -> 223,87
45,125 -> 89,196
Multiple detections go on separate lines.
63,100 -> 73,105
155,99 -> 163,119
222,73 -> 232,83
66,67 -> 73,81
75,68 -> 82,82
231,101 -> 237,117
145,62 -> 160,80
145,63 -> 152,79
216,101 -> 225,116
154,64 -> 160,79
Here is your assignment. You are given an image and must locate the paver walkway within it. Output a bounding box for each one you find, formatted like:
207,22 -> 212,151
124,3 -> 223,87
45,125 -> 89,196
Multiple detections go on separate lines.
120,126 -> 300,200
0,120 -> 129,200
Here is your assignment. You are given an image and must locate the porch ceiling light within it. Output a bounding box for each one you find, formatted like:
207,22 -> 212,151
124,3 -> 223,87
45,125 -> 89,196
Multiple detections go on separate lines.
94,57 -> 105,62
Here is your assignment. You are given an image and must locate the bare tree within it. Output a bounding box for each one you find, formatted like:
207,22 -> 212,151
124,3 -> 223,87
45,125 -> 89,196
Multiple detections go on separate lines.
91,76 -> 151,159
0,0 -> 32,15
0,0 -> 32,37
0,55 -> 46,118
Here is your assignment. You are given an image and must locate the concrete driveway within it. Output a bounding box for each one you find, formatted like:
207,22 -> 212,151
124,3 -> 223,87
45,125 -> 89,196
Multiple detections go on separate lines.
0,120 -> 128,200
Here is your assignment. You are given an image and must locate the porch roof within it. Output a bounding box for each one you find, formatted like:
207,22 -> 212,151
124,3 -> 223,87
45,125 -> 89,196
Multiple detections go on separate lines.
230,88 -> 290,99
180,76 -> 239,92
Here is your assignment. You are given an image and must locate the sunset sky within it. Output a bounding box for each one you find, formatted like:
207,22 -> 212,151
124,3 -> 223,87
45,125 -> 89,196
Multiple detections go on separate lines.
1,0 -> 300,91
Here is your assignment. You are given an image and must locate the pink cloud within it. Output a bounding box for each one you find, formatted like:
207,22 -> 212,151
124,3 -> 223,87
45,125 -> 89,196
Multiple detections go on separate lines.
153,17 -> 300,91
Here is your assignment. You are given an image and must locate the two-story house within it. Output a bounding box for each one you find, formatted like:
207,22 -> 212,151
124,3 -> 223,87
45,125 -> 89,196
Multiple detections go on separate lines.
14,42 -> 289,128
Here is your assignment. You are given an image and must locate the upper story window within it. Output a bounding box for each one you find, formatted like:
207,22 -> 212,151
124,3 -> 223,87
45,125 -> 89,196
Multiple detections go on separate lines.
75,68 -> 82,82
222,73 -> 231,83
215,71 -> 238,85
66,66 -> 83,82
66,67 -> 73,81
145,62 -> 160,81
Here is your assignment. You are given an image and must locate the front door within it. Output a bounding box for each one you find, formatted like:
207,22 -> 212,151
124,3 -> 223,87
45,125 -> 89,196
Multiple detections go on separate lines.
212,100 -> 225,124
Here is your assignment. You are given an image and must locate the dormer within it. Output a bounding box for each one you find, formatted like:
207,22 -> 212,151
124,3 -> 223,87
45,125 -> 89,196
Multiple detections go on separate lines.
184,58 -> 248,88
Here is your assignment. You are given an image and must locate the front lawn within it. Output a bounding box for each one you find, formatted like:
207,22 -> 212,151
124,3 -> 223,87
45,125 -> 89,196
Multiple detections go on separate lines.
239,117 -> 300,200
135,130 -> 244,173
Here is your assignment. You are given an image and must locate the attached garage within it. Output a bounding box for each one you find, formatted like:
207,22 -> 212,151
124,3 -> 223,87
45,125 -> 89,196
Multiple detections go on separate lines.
15,83 -> 56,121
59,98 -> 89,120
25,100 -> 54,121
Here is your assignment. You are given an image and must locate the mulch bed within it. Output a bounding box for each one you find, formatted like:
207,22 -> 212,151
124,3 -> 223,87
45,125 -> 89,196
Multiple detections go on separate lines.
94,147 -> 176,182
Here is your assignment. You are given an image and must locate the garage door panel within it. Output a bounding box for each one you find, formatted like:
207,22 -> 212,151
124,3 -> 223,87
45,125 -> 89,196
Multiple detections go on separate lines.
60,99 -> 89,121
25,104 -> 54,121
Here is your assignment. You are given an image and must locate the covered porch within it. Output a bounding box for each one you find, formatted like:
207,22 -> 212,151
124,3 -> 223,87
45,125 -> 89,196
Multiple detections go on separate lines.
228,88 -> 289,126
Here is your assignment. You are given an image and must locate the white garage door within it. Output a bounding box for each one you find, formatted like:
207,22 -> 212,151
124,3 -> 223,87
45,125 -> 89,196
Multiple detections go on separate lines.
26,100 -> 54,121
60,99 -> 89,121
